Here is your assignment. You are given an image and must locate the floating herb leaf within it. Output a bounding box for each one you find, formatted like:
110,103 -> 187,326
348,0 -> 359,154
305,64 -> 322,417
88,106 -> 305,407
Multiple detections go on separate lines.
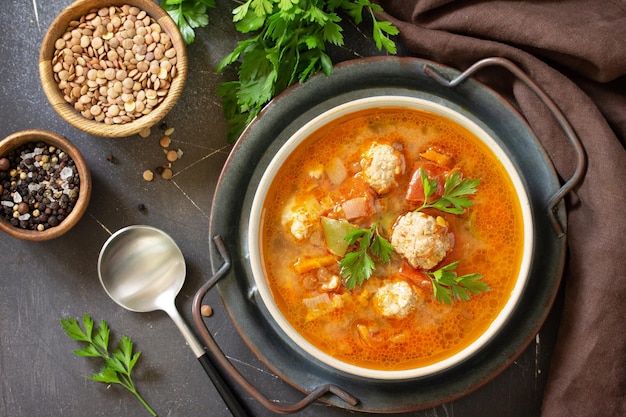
417,170 -> 480,215
340,223 -> 393,289
426,261 -> 489,305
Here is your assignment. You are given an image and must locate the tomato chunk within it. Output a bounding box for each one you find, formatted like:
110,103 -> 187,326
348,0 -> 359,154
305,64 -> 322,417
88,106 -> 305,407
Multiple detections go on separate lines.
405,161 -> 448,204
399,262 -> 432,291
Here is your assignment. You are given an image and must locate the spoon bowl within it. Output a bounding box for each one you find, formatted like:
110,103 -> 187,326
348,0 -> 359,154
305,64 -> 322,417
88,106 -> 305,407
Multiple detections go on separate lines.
97,225 -> 248,417
98,225 -> 185,313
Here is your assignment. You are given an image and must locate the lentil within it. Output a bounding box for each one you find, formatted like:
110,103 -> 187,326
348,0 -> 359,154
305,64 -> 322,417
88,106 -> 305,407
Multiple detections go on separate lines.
138,127 -> 151,138
160,167 -> 173,180
165,149 -> 178,162
142,169 -> 154,181
200,304 -> 213,317
51,4 -> 178,125
0,142 -> 80,231
159,135 -> 171,148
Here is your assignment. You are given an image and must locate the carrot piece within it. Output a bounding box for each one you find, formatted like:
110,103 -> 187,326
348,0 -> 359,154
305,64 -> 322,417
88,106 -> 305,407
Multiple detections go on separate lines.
420,148 -> 454,168
293,254 -> 337,274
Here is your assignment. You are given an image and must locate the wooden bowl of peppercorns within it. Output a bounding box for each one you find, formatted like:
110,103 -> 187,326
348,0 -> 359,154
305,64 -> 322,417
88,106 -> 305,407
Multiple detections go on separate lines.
0,130 -> 92,241
39,0 -> 187,138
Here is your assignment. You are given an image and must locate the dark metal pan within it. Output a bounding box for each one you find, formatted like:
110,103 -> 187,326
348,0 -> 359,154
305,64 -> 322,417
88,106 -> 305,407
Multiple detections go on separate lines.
195,57 -> 586,413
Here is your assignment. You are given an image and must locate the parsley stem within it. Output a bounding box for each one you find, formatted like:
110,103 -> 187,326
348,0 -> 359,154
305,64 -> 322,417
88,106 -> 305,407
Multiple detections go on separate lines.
131,388 -> 157,417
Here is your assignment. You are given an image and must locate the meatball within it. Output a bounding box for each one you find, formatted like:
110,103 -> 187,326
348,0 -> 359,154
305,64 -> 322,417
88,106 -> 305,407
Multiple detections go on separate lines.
360,143 -> 405,194
390,211 -> 452,270
373,280 -> 418,319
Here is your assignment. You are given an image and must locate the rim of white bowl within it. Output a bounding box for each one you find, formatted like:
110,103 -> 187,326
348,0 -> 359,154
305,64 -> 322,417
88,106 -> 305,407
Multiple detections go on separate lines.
248,95 -> 534,380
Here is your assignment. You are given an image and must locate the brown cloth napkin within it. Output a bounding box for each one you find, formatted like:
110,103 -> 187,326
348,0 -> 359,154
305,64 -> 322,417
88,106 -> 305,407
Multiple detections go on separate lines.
377,1 -> 626,416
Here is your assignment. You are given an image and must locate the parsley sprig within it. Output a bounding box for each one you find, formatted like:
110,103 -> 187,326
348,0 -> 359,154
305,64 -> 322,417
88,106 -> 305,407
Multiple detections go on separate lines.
217,0 -> 399,142
426,261 -> 489,305
61,315 -> 156,416
417,170 -> 480,215
162,0 -> 214,44
340,223 -> 393,289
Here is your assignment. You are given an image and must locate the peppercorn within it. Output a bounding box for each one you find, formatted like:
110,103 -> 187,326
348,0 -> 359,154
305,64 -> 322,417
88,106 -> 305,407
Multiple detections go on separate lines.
17,202 -> 29,215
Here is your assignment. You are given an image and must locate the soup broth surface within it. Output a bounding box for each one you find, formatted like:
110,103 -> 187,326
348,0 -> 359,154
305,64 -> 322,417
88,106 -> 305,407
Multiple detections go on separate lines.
260,107 -> 524,371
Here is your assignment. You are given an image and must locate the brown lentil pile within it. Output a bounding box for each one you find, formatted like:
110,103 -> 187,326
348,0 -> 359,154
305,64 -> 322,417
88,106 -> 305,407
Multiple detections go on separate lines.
0,143 -> 80,231
52,4 -> 178,125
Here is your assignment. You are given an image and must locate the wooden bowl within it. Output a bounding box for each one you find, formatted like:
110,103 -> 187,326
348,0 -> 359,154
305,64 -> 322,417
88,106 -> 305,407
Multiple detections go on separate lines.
0,130 -> 92,241
39,0 -> 187,138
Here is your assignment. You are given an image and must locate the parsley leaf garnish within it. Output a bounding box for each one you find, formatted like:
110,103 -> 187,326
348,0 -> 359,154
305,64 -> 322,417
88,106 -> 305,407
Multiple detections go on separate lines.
162,0 -> 215,44
61,315 -> 156,416
417,170 -> 480,215
340,223 -> 393,289
426,261 -> 489,305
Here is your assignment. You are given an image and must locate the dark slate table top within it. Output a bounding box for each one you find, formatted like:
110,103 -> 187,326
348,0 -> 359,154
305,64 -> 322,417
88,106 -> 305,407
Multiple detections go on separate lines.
0,1 -> 561,416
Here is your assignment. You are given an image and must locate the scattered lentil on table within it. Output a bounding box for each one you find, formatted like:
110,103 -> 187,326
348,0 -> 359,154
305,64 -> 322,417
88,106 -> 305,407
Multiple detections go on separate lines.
140,124 -> 183,182
51,4 -> 178,125
200,304 -> 213,317
159,135 -> 171,148
0,143 -> 80,231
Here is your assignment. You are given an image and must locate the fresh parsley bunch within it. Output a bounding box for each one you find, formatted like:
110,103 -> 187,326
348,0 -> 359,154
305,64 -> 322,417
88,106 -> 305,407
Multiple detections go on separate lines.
61,315 -> 156,416
163,0 -> 398,142
217,0 -> 399,142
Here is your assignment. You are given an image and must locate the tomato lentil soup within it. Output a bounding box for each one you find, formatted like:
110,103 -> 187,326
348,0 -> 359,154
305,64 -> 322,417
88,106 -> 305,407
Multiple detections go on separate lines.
258,105 -> 525,372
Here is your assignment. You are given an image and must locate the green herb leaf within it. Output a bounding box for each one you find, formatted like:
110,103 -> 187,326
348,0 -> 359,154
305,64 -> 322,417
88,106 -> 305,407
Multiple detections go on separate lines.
420,168 -> 438,201
425,261 -> 489,305
73,344 -> 101,358
60,315 -> 156,417
340,223 -> 393,289
93,319 -> 110,353
162,0 -> 215,44
61,315 -> 92,343
370,227 -> 394,263
89,367 -> 121,385
417,170 -> 480,215
341,250 -> 376,289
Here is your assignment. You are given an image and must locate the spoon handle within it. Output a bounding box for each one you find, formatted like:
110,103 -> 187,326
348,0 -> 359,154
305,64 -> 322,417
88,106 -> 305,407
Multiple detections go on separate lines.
198,353 -> 250,417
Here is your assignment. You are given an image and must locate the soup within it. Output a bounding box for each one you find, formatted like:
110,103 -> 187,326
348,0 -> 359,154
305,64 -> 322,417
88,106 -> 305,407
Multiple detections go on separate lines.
257,105 -> 525,372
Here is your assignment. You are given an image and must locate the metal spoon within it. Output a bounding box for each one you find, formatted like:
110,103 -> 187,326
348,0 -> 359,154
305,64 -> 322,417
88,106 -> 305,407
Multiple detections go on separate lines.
97,225 -> 248,417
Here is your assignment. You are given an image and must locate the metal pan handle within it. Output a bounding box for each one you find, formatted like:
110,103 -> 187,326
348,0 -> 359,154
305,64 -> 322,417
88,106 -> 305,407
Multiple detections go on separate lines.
192,235 -> 359,415
424,57 -> 587,237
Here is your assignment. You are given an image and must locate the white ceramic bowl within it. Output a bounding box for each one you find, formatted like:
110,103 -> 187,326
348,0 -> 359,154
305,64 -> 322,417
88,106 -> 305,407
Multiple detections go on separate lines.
248,96 -> 534,380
